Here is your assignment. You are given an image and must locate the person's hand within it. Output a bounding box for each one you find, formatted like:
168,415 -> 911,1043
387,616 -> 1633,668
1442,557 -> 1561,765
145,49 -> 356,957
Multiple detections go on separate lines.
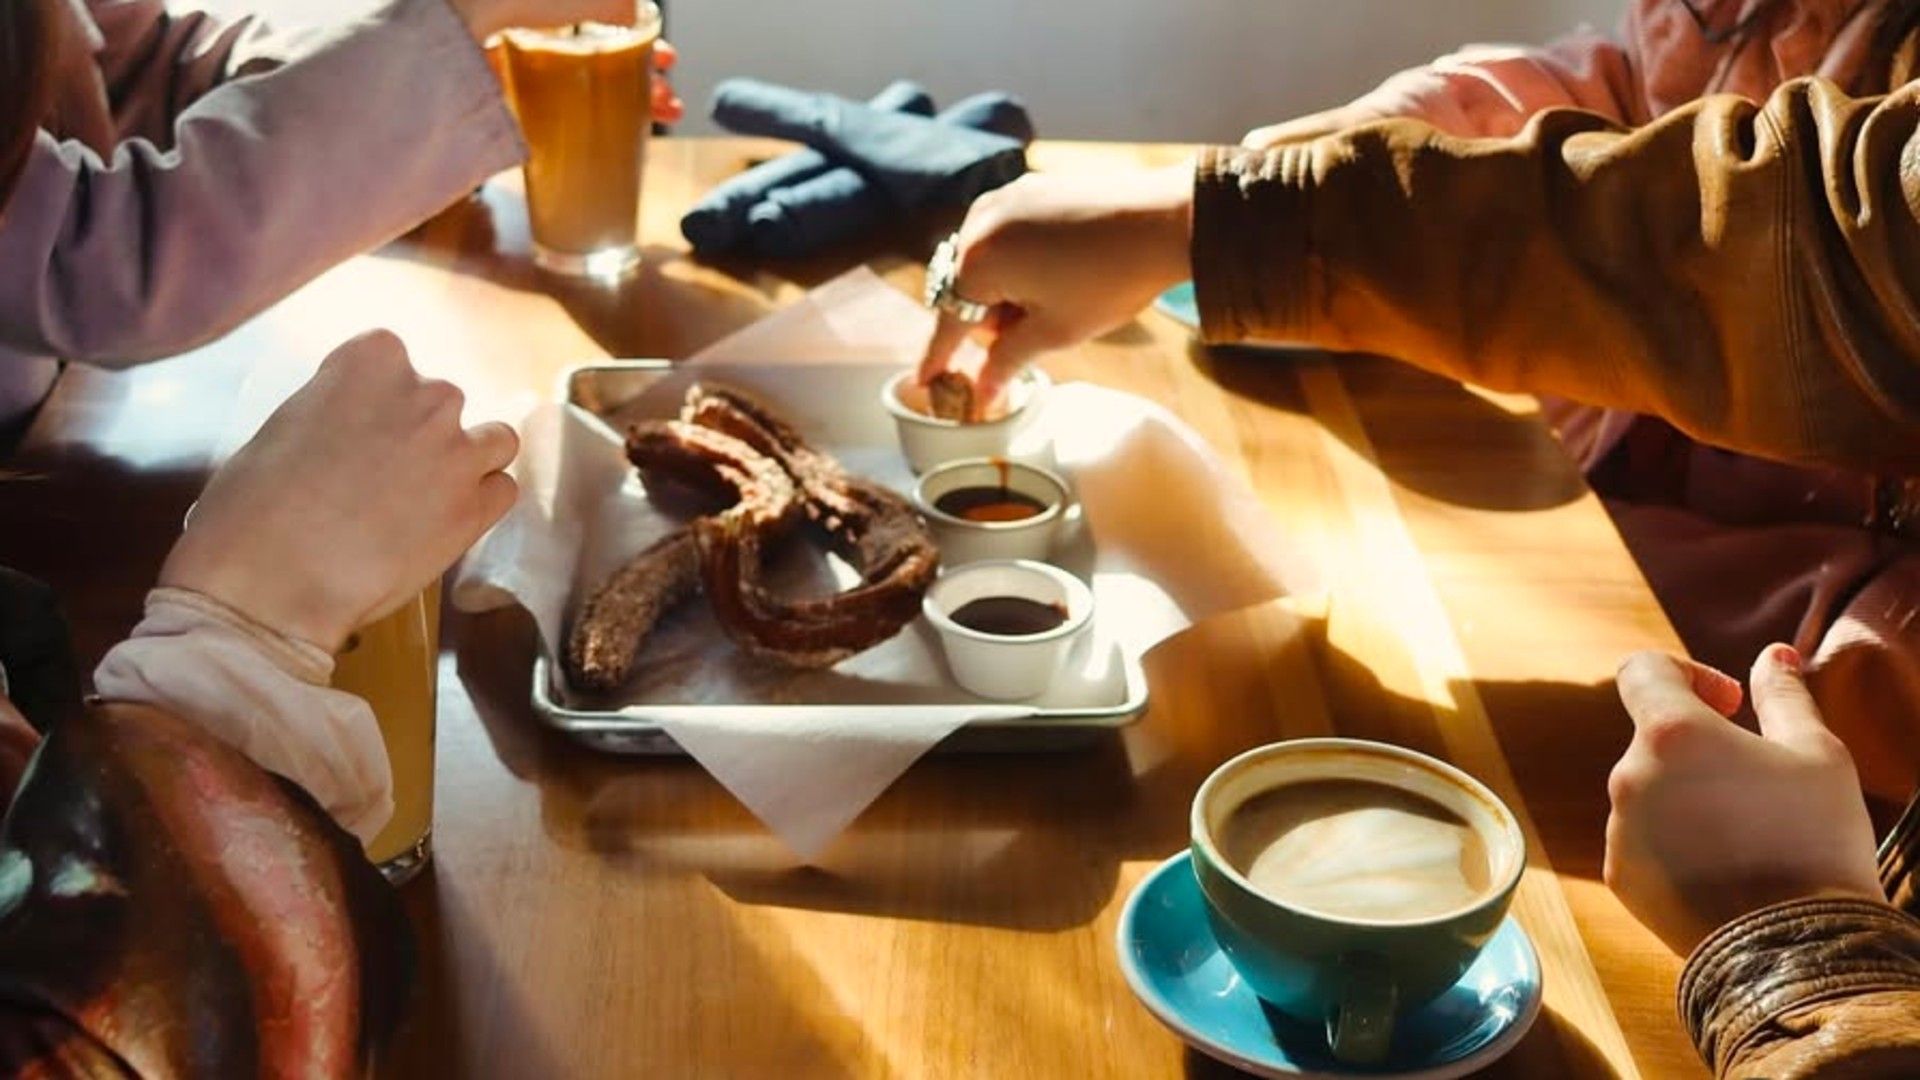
158,331 -> 519,654
649,39 -> 683,124
1604,646 -> 1885,955
1240,103 -> 1388,152
918,164 -> 1194,406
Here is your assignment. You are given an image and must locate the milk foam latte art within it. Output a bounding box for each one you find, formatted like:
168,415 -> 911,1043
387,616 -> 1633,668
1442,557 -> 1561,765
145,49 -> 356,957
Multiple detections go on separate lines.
1219,779 -> 1495,922
1190,739 -> 1527,1065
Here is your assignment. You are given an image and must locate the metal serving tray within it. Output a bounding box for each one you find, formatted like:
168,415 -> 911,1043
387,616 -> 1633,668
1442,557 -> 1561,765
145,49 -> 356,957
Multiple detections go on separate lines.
528,361 -> 1149,754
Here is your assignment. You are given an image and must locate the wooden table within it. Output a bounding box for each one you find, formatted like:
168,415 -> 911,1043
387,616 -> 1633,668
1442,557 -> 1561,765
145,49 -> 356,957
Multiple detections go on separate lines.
0,139 -> 1698,1078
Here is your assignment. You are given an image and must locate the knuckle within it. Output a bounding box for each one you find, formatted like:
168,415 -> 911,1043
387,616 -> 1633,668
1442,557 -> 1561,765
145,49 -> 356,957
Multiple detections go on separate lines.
358,327 -> 405,353
1614,650 -> 1668,690
487,471 -> 520,504
1636,714 -> 1702,759
418,378 -> 466,416
960,189 -> 1020,246
352,328 -> 406,364
959,217 -> 1003,264
971,185 -> 1013,221
1605,761 -> 1644,808
475,471 -> 519,518
1807,730 -> 1856,770
323,329 -> 409,382
473,422 -> 519,464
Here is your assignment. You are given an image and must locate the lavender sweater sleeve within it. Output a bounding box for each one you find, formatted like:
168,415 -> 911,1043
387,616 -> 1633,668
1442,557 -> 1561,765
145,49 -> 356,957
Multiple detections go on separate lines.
0,0 -> 523,369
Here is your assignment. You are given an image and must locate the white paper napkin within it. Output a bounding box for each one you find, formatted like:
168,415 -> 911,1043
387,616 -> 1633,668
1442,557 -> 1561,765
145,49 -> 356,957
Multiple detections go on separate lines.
454,268 -> 1313,858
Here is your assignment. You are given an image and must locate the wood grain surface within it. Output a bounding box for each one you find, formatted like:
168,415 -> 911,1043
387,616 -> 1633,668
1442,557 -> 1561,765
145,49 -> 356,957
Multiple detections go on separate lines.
0,139 -> 1699,1078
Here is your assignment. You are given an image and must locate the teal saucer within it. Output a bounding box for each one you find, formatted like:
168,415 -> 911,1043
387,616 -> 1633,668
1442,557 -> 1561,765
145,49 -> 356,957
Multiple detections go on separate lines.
1154,281 -> 1204,328
1116,852 -> 1542,1079
1153,282 -> 1310,351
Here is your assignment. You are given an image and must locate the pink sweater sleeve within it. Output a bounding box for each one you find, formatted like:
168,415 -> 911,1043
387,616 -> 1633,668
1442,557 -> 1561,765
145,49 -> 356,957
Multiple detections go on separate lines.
1347,29 -> 1643,137
1246,27 -> 1642,150
84,0 -> 310,146
0,0 -> 522,367
92,587 -> 392,843
1808,556 -> 1920,806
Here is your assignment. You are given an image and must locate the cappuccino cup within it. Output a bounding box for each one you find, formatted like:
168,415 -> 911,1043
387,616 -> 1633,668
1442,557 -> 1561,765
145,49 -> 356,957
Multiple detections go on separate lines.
1190,739 -> 1525,1065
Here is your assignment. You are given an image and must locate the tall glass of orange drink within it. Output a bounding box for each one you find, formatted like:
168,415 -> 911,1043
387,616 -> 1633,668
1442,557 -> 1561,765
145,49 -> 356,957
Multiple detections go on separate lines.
335,581 -> 441,885
498,3 -> 661,278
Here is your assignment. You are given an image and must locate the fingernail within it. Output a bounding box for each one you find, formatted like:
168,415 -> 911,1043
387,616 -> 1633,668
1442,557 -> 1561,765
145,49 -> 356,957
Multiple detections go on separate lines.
1771,644 -> 1802,674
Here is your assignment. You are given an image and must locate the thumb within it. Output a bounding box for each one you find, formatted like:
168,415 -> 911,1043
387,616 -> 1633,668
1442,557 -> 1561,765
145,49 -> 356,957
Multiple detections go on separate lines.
1616,651 -> 1734,731
1749,644 -> 1830,748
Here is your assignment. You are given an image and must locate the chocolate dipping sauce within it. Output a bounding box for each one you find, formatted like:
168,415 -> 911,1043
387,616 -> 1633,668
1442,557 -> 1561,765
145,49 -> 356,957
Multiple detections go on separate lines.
950,596 -> 1069,636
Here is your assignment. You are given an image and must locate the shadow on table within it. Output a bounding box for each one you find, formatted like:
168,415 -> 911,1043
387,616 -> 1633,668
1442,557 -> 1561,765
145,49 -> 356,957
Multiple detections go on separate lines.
381,867 -> 563,1078
1180,1002 -> 1625,1079
382,811 -> 878,1076
1189,337 -> 1589,514
379,184 -> 953,361
451,600 -> 1628,933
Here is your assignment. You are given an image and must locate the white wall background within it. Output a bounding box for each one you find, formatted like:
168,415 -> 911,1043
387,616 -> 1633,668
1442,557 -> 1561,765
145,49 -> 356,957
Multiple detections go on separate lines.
234,0 -> 1622,143
669,0 -> 1620,142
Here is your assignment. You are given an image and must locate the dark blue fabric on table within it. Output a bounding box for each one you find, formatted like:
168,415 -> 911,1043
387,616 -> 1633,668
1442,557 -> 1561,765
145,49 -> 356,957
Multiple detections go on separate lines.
742,92 -> 1036,258
711,78 -> 1028,207
679,80 -> 935,254
685,78 -> 1034,259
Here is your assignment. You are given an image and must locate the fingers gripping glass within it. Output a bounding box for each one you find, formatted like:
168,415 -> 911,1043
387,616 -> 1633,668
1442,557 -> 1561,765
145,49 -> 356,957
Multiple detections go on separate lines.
925,236 -> 994,324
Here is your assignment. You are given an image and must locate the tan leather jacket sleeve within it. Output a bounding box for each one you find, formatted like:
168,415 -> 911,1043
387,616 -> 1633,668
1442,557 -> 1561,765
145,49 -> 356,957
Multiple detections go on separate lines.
1192,77 -> 1920,474
1679,897 -> 1920,1078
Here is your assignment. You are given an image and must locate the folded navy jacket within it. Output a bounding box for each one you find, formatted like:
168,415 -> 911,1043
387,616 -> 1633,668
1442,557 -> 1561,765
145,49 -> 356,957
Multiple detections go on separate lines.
684,79 -> 1035,259
680,80 -> 934,254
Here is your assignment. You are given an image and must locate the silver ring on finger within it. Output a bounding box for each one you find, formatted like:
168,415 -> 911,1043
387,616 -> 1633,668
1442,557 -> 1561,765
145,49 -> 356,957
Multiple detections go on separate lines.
924,235 -> 993,324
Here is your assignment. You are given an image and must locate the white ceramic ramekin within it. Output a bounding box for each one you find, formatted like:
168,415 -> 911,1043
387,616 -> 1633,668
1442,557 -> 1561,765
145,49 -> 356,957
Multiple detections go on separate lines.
881,368 -> 1050,474
911,458 -> 1069,566
923,559 -> 1093,701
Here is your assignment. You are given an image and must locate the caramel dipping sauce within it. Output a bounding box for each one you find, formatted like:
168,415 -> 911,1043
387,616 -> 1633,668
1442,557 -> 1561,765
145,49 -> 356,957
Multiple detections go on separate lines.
932,485 -> 1049,523
911,456 -> 1069,565
498,12 -> 659,272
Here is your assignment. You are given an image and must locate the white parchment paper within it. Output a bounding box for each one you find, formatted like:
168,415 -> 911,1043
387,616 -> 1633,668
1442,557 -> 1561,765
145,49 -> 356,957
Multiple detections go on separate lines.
454,268 -> 1314,858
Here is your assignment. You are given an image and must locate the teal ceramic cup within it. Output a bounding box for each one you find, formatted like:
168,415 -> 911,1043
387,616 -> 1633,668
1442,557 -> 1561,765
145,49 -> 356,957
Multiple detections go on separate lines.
1189,739 -> 1527,1066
